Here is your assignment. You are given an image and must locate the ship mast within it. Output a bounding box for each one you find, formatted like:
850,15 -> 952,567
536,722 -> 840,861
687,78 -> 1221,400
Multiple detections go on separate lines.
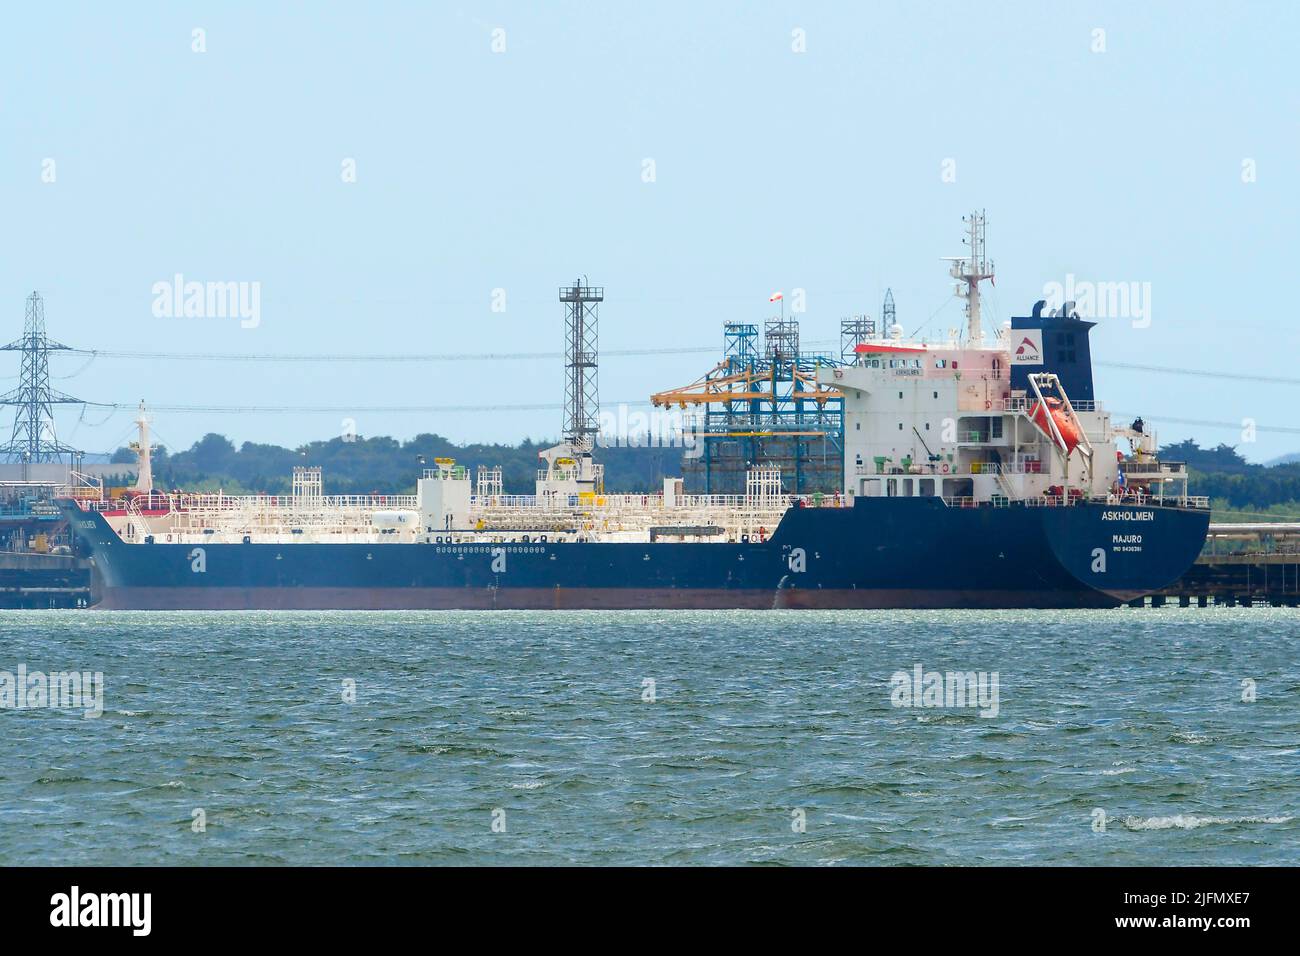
948,210 -> 995,343
131,400 -> 153,493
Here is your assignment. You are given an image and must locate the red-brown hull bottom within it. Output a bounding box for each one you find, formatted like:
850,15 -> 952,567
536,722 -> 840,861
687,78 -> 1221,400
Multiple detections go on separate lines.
94,586 -> 1122,610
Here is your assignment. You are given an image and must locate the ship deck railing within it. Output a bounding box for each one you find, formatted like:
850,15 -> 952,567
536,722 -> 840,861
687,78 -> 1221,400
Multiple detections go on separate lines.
472,492 -> 851,513
102,489 -> 859,545
990,397 -> 1103,413
941,493 -> 1210,510
1122,460 -> 1186,475
81,493 -> 421,514
857,462 -> 1046,477
80,489 -> 858,518
479,492 -> 769,510
468,492 -> 815,538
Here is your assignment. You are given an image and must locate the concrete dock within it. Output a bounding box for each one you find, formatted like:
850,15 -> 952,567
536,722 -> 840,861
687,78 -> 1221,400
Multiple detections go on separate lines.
0,551 -> 93,608
1140,522 -> 1300,607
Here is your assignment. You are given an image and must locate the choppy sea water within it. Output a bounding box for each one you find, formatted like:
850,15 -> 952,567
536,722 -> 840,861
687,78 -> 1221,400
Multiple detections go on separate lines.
0,608 -> 1296,866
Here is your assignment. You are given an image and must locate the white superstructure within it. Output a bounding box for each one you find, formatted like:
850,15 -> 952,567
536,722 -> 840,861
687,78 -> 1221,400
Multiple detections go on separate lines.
823,333 -> 1122,503
819,211 -> 1189,508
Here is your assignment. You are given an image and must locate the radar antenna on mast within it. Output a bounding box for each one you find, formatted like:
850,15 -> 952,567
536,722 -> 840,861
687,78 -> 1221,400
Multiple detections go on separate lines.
943,211 -> 995,343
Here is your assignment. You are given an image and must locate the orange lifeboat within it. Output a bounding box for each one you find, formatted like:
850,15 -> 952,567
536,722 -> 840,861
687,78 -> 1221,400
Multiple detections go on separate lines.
1028,397 -> 1084,455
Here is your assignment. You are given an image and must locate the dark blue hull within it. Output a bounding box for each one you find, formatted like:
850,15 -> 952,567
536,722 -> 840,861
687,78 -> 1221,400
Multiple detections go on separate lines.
61,498 -> 1209,609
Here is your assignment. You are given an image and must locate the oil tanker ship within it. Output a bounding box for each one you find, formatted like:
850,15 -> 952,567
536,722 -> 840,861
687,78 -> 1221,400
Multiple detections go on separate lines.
60,216 -> 1209,609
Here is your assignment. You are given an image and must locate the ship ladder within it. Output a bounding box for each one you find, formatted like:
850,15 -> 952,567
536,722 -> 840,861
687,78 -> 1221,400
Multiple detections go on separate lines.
125,495 -> 155,540
993,466 -> 1017,503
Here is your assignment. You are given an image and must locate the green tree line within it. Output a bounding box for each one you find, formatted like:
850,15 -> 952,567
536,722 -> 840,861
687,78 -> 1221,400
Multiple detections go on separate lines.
1158,440 -> 1300,519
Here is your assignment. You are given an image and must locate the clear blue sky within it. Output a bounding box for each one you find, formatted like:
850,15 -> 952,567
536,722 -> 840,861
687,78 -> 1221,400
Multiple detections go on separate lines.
2,1 -> 1297,461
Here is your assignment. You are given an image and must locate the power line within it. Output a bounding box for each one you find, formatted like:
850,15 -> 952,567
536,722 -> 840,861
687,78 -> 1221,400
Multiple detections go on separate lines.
53,347 -> 1300,388
81,400 -> 584,414
64,397 -> 1300,437
1130,414 -> 1300,436
65,345 -> 719,363
1097,361 -> 1300,386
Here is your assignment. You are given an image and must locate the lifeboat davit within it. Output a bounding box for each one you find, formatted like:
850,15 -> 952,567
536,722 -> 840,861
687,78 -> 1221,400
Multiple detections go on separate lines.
1029,397 -> 1085,456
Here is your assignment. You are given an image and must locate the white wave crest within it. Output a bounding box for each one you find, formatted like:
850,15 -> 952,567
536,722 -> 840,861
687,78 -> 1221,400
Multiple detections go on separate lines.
1123,814 -> 1293,831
